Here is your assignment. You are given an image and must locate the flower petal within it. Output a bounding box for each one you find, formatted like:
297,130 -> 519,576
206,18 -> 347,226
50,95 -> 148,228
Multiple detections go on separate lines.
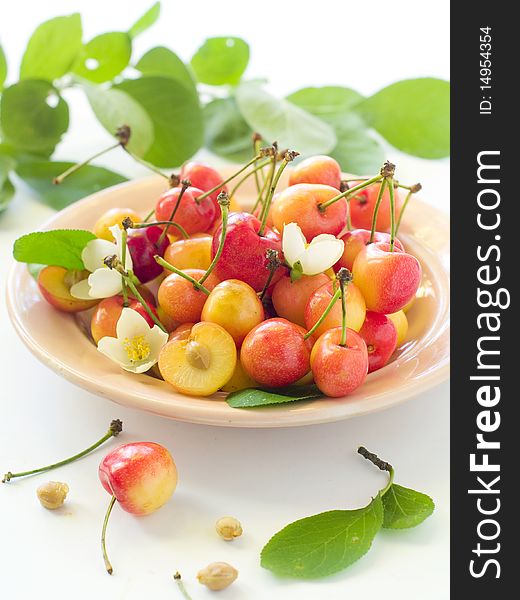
122,360 -> 157,374
299,239 -> 345,276
82,239 -> 118,273
282,222 -> 307,267
116,307 -> 151,340
97,336 -> 131,366
110,225 -> 133,271
87,268 -> 122,299
309,233 -> 339,246
69,278 -> 92,300
147,325 -> 169,356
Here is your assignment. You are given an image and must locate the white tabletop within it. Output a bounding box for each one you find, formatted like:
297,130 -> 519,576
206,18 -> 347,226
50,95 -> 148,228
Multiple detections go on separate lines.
0,2 -> 450,598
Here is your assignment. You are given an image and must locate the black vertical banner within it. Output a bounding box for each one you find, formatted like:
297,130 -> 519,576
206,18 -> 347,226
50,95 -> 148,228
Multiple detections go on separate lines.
451,3 -> 515,597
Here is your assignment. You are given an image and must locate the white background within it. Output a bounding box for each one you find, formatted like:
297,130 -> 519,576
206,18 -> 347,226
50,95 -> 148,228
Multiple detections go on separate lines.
0,1 -> 450,599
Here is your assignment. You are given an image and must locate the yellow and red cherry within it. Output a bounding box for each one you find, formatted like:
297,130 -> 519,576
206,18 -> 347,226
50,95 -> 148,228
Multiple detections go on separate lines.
127,225 -> 170,283
311,328 -> 368,397
159,322 -> 237,396
155,186 -> 216,235
288,155 -> 342,189
90,294 -> 157,344
352,242 -> 421,313
271,273 -> 330,327
99,442 -> 178,574
221,358 -> 258,392
38,266 -> 99,313
179,161 -> 228,213
387,310 -> 408,346
272,183 -> 347,240
211,212 -> 284,292
168,322 -> 194,342
93,207 -> 142,242
201,279 -> 264,346
157,268 -> 219,324
336,229 -> 404,271
162,236 -> 212,272
358,311 -> 398,373
304,280 -> 366,338
240,318 -> 313,387
349,181 -> 403,232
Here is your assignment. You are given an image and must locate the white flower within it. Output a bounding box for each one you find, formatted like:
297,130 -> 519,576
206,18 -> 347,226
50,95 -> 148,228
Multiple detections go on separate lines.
70,225 -> 133,299
97,308 -> 168,374
282,222 -> 344,277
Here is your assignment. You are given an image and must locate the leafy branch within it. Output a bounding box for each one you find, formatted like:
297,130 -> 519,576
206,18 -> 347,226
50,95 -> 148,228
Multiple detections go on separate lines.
0,2 -> 449,216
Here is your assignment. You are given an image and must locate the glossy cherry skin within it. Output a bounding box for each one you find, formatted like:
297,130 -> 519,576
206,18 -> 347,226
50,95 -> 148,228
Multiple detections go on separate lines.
358,311 -> 398,372
211,212 -> 285,292
335,229 -> 404,271
179,161 -> 228,213
288,155 -> 342,189
271,273 -> 330,327
241,318 -> 313,387
99,442 -> 177,516
272,183 -> 347,241
352,242 -> 422,314
311,328 -> 368,397
155,186 -> 216,235
127,225 -> 169,283
348,181 -> 403,232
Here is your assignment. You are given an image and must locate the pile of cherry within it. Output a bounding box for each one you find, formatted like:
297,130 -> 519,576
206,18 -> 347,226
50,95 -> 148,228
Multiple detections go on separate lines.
38,150 -> 422,399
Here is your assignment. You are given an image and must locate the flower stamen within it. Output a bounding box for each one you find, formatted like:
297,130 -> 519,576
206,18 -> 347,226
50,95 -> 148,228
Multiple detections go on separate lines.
123,335 -> 151,363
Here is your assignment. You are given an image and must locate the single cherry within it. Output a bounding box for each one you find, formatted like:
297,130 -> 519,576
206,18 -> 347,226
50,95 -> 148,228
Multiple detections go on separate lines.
348,180 -> 403,232
155,186 -> 216,235
179,161 -> 228,213
288,155 -> 342,189
127,225 -> 170,283
358,311 -> 398,372
336,229 -> 404,271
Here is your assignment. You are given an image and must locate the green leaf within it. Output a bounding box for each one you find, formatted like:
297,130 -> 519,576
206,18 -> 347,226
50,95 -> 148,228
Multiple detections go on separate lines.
0,80 -> 69,155
135,47 -> 195,90
355,78 -> 450,159
128,2 -> 161,39
116,76 -> 204,167
73,32 -> 132,83
204,97 -> 253,162
191,37 -> 249,85
261,495 -> 384,579
85,84 -> 153,157
235,83 -> 336,155
382,484 -> 435,529
20,14 -> 83,81
13,229 -> 96,270
227,384 -> 322,408
0,42 -> 7,89
15,160 -> 127,210
287,86 -> 364,116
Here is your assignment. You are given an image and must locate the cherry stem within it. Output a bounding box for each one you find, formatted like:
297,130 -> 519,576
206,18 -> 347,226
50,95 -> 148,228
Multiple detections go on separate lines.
158,180 -> 191,245
358,446 -> 395,496
143,208 -> 155,222
259,249 -> 282,301
369,179 -> 388,243
253,134 -> 265,194
199,193 -> 230,285
2,420 -> 123,483
337,268 -> 352,347
155,256 -> 211,295
394,184 -> 421,237
130,220 -> 189,240
258,151 -> 298,236
53,142 -> 120,185
304,288 -> 341,340
319,173 -> 383,211
124,276 -> 167,333
174,572 -> 193,600
387,175 -> 396,251
101,495 -> 117,575
195,154 -> 262,203
252,165 -> 271,213
120,229 -> 129,307
229,158 -> 271,198
122,146 -> 169,180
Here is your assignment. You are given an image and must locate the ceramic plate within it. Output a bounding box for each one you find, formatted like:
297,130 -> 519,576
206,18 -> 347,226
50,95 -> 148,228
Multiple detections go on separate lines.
7,171 -> 450,427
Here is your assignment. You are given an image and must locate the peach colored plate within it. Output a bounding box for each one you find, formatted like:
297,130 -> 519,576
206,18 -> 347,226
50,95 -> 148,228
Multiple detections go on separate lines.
6,172 -> 450,428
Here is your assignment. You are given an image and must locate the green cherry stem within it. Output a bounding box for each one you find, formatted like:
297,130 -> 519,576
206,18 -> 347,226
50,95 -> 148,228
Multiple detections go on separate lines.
369,178 -> 388,243
143,208 -> 155,222
252,165 -> 272,214
199,193 -> 230,285
124,276 -> 167,332
195,154 -> 263,203
337,268 -> 353,347
2,420 -> 123,483
101,495 -> 117,575
120,228 -> 130,307
53,142 -> 120,185
174,572 -> 193,600
155,256 -> 211,295
387,175 -> 396,251
258,151 -> 298,236
129,220 -> 189,240
394,183 -> 421,238
158,180 -> 191,245
357,446 -> 395,496
253,133 -> 265,193
122,146 -> 170,181
319,173 -> 384,211
229,158 -> 271,198
304,288 -> 341,340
